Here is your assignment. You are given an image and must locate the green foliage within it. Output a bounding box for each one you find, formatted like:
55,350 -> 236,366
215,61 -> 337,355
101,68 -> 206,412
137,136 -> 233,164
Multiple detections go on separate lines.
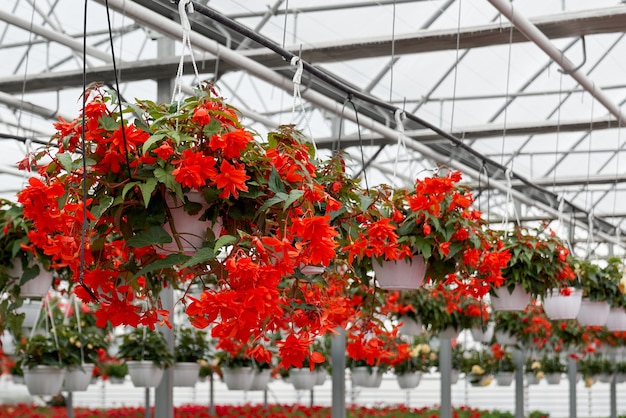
540,354 -> 566,374
103,361 -> 128,378
16,333 -> 67,369
117,327 -> 174,368
575,257 -> 623,303
174,327 -> 211,363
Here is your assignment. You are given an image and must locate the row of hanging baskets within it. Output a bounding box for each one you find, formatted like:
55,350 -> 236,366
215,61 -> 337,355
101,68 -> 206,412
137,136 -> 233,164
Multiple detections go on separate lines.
1,84 -> 625,372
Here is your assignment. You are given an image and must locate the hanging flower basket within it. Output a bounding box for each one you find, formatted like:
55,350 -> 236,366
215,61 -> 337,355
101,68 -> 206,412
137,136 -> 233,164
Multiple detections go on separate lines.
490,284 -> 531,312
314,369 -> 327,386
249,369 -> 272,391
289,367 -> 317,391
576,299 -> 610,327
606,308 -> 626,332
7,260 -> 54,299
398,315 -> 424,336
450,369 -> 460,384
396,371 -> 422,389
373,255 -> 426,290
173,362 -> 201,387
15,299 -> 43,329
63,364 -> 95,392
495,372 -> 514,386
471,323 -> 495,343
222,367 -> 254,390
525,372 -> 541,385
494,330 -> 517,346
542,288 -> 582,320
351,366 -> 383,388
126,360 -> 165,388
24,365 -> 66,396
155,192 -> 222,255
544,372 -> 561,385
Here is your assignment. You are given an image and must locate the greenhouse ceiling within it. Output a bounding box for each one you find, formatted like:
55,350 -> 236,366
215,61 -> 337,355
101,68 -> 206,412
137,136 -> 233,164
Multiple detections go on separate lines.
0,0 -> 625,258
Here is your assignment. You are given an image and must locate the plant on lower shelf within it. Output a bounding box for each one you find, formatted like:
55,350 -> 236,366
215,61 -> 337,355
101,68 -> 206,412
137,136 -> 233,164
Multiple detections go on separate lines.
117,327 -> 174,369
463,348 -> 495,385
174,327 -> 211,363
524,356 -> 544,380
391,336 -> 432,376
540,354 -> 566,374
492,344 -> 516,373
102,360 -> 128,380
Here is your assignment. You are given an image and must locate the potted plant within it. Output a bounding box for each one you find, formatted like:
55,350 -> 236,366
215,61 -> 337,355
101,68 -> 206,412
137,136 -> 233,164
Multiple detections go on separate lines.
18,85 -> 358,371
344,171 -> 510,297
491,226 -> 576,310
541,354 -> 566,385
173,327 -> 210,387
524,356 -> 543,385
15,333 -> 67,396
215,346 -> 255,391
117,327 -> 174,388
493,311 -> 527,346
575,258 -> 620,327
463,348 -> 495,387
391,336 -> 431,389
102,360 -> 128,384
492,344 -> 516,386
577,355 -> 603,387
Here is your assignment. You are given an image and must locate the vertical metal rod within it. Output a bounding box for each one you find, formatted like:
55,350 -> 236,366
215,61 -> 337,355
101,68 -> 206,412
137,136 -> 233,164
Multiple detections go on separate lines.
66,392 -> 74,418
610,351 -> 617,418
439,337 -> 452,418
144,388 -> 151,418
209,374 -> 215,416
513,349 -> 524,418
568,356 -> 577,418
155,34 -> 175,418
331,327 -> 346,418
310,388 -> 314,407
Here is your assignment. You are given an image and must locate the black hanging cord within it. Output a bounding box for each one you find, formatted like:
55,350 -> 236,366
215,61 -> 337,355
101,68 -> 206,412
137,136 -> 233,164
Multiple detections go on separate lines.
79,0 -> 99,302
181,0 -> 622,240
104,0 -> 133,182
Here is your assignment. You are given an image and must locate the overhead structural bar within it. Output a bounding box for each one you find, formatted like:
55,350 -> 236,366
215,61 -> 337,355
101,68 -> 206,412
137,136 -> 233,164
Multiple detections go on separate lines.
487,0 -> 626,128
0,8 -> 113,64
98,0 -> 623,246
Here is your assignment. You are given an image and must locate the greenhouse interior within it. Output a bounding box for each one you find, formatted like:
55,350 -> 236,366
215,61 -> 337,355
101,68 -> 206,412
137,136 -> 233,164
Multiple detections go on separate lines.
2,0 -> 626,417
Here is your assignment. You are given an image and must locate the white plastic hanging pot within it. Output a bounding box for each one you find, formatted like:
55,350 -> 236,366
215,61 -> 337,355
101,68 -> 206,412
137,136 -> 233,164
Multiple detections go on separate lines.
373,255 -> 426,290
576,299 -> 610,327
156,192 -> 222,255
249,369 -> 272,390
16,299 -> 43,329
126,360 -> 164,388
490,284 -> 531,311
606,307 -> 626,332
63,364 -> 95,392
494,330 -> 517,346
289,367 -> 317,390
173,362 -> 200,387
351,366 -> 382,388
24,365 -> 66,396
542,288 -> 582,320
222,367 -> 254,390
314,369 -> 327,386
398,316 -> 424,336
7,259 -> 53,298
396,371 -> 422,389
545,372 -> 562,385
471,323 -> 495,343
495,372 -> 514,386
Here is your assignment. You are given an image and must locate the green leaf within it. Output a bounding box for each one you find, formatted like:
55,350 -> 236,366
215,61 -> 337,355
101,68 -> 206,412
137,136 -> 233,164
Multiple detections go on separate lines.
256,192 -> 288,215
56,152 -> 73,173
126,226 -> 172,248
139,178 -> 158,208
268,168 -> 286,194
133,254 -> 188,279
90,196 -> 114,219
358,195 -> 373,214
121,181 -> 138,200
215,235 -> 237,254
100,115 -> 120,131
283,189 -> 304,210
141,134 -> 165,154
180,247 -> 215,269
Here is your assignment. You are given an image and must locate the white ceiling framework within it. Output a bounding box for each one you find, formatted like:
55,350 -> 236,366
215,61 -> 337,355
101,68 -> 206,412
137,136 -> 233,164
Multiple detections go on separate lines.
0,0 -> 626,258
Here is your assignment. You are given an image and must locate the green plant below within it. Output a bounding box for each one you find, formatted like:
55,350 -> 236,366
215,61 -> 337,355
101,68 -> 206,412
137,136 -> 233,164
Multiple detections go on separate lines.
174,327 -> 211,363
117,327 -> 174,368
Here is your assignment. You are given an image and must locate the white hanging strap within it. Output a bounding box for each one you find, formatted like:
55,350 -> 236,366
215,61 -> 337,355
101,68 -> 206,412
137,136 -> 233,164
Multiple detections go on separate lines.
290,56 -> 317,155
172,0 -> 200,107
73,296 -> 85,364
557,194 -> 573,252
392,109 -> 407,185
587,212 -> 597,260
501,169 -> 520,233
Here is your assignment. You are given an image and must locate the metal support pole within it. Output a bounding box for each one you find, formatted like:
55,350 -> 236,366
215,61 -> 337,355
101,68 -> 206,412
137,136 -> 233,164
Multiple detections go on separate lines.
513,349 -> 524,418
439,337 -> 452,418
209,373 -> 215,415
331,327 -> 346,418
66,392 -> 74,418
155,35 -> 175,418
144,388 -> 151,418
310,388 -> 314,407
610,351 -> 617,418
568,356 -> 577,418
